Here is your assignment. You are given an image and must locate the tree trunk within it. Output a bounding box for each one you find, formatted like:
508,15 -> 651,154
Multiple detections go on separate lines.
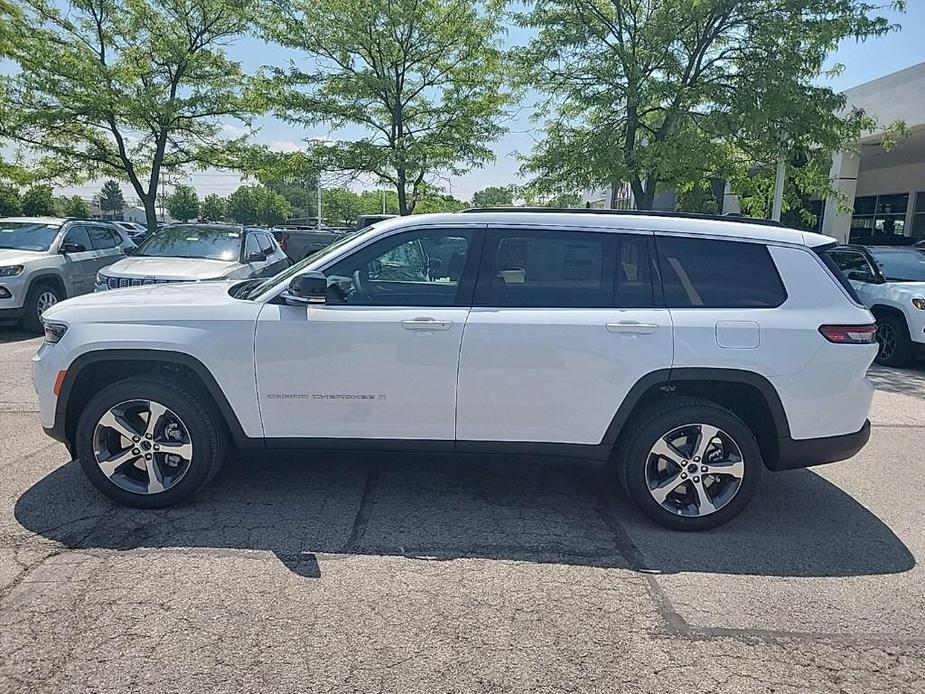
396,169 -> 409,215
140,194 -> 158,234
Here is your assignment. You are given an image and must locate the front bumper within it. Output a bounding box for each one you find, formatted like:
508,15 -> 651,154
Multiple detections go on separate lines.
0,273 -> 28,314
772,420 -> 871,471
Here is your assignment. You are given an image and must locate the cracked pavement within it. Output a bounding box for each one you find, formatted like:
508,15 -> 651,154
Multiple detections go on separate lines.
0,329 -> 923,692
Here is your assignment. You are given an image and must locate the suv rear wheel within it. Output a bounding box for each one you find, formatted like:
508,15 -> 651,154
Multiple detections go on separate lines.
75,377 -> 227,508
619,398 -> 761,531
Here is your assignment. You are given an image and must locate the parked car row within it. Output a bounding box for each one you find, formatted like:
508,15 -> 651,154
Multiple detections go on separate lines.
0,217 -> 289,331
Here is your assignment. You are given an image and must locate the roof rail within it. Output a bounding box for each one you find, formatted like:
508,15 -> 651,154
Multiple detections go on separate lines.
460,207 -> 785,228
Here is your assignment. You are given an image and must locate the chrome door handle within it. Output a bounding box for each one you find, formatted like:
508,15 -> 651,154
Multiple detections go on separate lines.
401,317 -> 454,331
606,321 -> 659,334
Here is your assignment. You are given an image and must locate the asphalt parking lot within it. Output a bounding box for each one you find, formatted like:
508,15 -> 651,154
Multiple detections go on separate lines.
0,329 -> 923,693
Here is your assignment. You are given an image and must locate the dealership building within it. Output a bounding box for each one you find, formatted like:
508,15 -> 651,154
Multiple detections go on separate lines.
583,61 -> 925,244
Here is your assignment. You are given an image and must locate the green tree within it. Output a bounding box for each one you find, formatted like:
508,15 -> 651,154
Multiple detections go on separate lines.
357,190 -> 400,216
97,180 -> 124,220
516,0 -> 903,210
258,0 -> 512,215
471,185 -> 514,208
0,0 -> 254,233
21,184 -> 55,216
227,185 -> 291,225
200,194 -> 226,222
321,188 -> 361,227
166,184 -> 200,222
57,195 -> 90,218
0,186 -> 21,216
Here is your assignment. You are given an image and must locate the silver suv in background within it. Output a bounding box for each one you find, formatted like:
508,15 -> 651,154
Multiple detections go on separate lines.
0,217 -> 133,331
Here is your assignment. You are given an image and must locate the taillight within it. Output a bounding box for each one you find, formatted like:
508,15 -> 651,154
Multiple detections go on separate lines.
818,324 -> 878,344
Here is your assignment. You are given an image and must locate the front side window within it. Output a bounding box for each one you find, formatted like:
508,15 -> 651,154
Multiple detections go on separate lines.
827,249 -> 877,282
323,229 -> 475,306
135,225 -> 242,261
657,236 -> 786,308
0,221 -> 61,252
60,226 -> 93,253
244,233 -> 262,259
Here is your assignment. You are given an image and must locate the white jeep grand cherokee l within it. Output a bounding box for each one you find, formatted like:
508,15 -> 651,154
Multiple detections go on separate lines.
32,210 -> 878,530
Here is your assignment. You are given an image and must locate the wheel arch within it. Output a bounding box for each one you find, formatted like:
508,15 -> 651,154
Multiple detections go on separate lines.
27,272 -> 67,299
55,349 -> 250,454
604,368 -> 790,470
869,303 -> 908,325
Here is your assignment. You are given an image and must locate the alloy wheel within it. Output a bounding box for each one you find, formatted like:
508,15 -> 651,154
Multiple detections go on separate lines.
36,290 -> 58,316
92,399 -> 193,495
645,423 -> 745,517
876,323 -> 896,362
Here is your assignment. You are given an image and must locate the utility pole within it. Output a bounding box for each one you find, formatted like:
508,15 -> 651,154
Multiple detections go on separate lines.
771,153 -> 786,222
381,189 -> 386,214
317,173 -> 322,228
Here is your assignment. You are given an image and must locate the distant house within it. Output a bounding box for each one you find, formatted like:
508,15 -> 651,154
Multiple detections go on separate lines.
90,202 -> 172,224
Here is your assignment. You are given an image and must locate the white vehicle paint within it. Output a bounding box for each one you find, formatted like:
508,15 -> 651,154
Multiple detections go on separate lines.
827,245 -> 925,367
32,210 -> 879,530
94,224 -> 289,291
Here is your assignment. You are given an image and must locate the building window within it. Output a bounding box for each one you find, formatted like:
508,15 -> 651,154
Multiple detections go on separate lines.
912,192 -> 925,241
850,193 -> 908,241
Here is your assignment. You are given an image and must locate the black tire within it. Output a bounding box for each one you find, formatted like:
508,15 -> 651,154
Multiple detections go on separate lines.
75,376 -> 227,508
874,313 -> 913,367
19,282 -> 62,333
618,397 -> 762,531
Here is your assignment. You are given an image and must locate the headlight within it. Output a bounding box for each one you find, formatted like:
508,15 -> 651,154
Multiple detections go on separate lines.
42,322 -> 68,344
0,265 -> 24,277
913,298 -> 925,310
95,272 -> 109,291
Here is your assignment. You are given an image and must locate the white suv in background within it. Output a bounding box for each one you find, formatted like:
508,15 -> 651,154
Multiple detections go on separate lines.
32,210 -> 878,530
0,217 -> 132,332
827,244 -> 925,367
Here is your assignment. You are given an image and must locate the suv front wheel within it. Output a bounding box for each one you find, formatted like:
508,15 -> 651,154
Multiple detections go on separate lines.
75,377 -> 227,508
619,398 -> 762,531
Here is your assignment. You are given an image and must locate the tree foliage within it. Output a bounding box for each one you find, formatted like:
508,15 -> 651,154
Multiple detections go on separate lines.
21,184 -> 56,216
98,180 -> 125,217
0,0 -> 255,231
227,185 -> 291,226
258,0 -> 512,215
57,195 -> 90,218
516,0 -> 905,210
0,186 -> 22,216
200,193 -> 226,221
472,185 -> 515,207
167,184 -> 200,222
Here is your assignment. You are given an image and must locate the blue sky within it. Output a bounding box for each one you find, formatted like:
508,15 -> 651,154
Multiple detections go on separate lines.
47,3 -> 925,203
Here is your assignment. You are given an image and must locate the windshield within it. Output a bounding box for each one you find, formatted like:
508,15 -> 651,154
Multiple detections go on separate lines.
238,226 -> 368,300
869,248 -> 925,282
0,221 -> 61,251
135,225 -> 242,261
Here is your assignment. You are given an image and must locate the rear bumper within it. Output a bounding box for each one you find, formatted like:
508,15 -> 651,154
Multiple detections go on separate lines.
771,420 -> 871,471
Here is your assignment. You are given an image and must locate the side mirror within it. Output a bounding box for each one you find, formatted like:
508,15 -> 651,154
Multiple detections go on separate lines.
846,270 -> 872,282
284,272 -> 327,305
60,242 -> 85,254
247,250 -> 268,263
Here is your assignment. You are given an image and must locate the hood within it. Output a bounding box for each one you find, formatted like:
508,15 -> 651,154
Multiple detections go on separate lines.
102,256 -> 239,281
43,279 -> 242,316
0,248 -> 46,265
881,280 -> 925,295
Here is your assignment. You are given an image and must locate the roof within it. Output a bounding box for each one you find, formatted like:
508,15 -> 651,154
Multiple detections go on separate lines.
377,210 -> 834,247
0,216 -> 66,225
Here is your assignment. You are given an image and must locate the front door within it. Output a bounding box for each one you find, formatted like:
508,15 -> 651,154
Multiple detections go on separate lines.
255,226 -> 482,440
456,227 -> 673,445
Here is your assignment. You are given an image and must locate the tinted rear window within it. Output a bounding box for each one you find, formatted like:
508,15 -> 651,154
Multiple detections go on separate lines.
656,236 -> 786,308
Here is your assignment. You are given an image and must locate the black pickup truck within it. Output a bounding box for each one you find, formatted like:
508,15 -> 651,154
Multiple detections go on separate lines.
271,215 -> 396,263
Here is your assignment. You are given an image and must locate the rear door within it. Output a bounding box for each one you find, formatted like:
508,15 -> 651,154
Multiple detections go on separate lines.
57,224 -> 98,295
455,227 -> 673,445
87,224 -> 128,275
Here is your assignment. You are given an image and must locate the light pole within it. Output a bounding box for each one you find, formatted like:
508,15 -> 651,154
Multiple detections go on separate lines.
771,153 -> 786,222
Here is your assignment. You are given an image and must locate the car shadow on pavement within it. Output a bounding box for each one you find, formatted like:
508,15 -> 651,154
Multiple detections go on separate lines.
868,364 -> 925,398
14,453 -> 915,580
0,328 -> 38,344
